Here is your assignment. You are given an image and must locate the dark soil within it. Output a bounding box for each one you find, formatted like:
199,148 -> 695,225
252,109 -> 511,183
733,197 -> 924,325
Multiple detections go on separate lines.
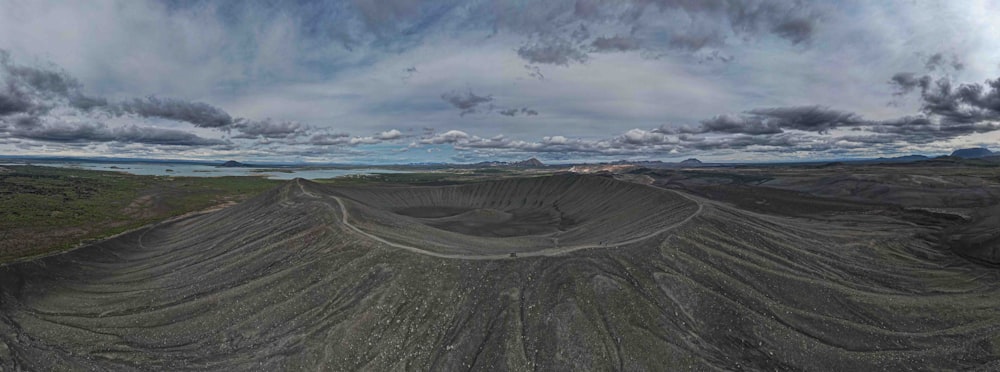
2,171 -> 1000,370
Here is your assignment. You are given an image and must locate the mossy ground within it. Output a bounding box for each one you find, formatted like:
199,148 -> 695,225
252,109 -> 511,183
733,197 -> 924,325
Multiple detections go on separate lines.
0,166 -> 281,264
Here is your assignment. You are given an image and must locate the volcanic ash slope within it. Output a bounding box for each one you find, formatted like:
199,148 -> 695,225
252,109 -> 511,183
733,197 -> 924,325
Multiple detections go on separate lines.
1,175 -> 999,370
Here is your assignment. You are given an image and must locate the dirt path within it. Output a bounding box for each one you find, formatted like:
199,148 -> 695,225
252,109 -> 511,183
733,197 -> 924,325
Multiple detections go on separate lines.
297,179 -> 704,260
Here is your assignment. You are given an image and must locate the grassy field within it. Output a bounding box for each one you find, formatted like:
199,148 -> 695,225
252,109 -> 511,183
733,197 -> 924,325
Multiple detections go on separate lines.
0,165 -> 558,264
0,165 -> 281,264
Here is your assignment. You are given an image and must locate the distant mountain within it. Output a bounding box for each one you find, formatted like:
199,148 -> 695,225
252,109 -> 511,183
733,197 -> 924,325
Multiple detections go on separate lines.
951,148 -> 993,159
869,155 -> 930,163
679,158 -> 703,166
470,158 -> 545,168
219,160 -> 249,168
512,158 -> 544,167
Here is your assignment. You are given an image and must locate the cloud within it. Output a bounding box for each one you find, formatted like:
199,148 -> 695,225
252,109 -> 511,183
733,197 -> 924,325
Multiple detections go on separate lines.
419,129 -> 471,144
890,70 -> 1000,130
744,106 -> 863,133
590,35 -> 640,53
3,120 -> 225,146
925,53 -> 946,71
889,73 -> 932,96
0,51 -> 109,115
375,129 -> 402,140
504,0 -> 821,65
1,50 -> 239,132
517,40 -> 588,65
498,107 -> 539,117
309,132 -> 351,145
440,90 -> 493,116
922,52 -> 964,72
3,2 -> 999,163
670,106 -> 862,135
116,96 -> 234,128
0,88 -> 33,116
678,114 -> 782,135
112,125 -> 228,146
523,64 -> 544,80
0,49 -> 310,150
6,121 -> 114,143
305,129 -> 403,147
232,119 -> 309,139
770,18 -> 814,44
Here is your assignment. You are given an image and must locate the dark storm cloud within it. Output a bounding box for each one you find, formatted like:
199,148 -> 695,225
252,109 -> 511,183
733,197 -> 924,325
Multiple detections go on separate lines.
117,97 -> 234,128
2,51 -> 78,96
685,133 -> 807,152
0,89 -> 33,116
868,115 -> 1000,144
112,125 -> 228,146
590,35 -> 640,52
6,65 -> 78,97
770,18 -> 814,44
8,122 -> 114,143
498,107 -> 539,117
1,49 -> 239,133
232,119 -> 309,139
5,113 -> 41,129
441,90 -> 493,116
893,76 -> 1000,126
69,95 -> 109,111
1,51 -> 108,113
517,40 -> 588,66
668,32 -> 726,51
5,121 -> 226,146
0,49 -> 319,150
889,73 -> 932,96
746,106 -> 863,133
671,106 -> 862,135
891,53 -> 965,97
681,115 -> 782,135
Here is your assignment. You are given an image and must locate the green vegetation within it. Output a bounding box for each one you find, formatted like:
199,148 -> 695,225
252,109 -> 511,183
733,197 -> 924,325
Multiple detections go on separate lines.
0,166 -> 280,264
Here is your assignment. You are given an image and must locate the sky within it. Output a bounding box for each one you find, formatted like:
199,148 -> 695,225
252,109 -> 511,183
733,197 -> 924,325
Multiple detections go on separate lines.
2,0 -> 1000,164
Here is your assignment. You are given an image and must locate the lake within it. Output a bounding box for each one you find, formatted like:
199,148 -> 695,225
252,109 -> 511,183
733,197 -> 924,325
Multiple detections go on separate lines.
3,162 -> 409,180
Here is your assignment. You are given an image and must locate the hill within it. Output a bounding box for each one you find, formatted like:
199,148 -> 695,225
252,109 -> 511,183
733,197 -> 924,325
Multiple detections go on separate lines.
511,157 -> 544,167
951,148 -> 993,158
218,160 -> 250,167
2,174 -> 999,370
678,158 -> 703,166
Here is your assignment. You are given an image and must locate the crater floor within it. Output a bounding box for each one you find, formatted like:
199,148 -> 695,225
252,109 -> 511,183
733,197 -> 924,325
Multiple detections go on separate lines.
325,175 -> 701,256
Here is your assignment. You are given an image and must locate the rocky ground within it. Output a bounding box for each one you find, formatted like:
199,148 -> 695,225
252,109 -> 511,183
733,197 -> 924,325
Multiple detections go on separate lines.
2,170 -> 1000,370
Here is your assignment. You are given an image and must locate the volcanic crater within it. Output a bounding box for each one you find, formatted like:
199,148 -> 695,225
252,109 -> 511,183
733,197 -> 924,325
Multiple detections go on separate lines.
325,175 -> 700,256
3,173 -> 1000,370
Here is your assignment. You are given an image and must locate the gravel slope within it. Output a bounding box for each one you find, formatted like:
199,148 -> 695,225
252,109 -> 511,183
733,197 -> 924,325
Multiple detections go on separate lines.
2,176 -> 999,370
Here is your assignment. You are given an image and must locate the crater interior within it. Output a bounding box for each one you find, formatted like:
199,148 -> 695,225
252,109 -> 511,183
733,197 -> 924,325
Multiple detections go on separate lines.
326,174 -> 699,255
